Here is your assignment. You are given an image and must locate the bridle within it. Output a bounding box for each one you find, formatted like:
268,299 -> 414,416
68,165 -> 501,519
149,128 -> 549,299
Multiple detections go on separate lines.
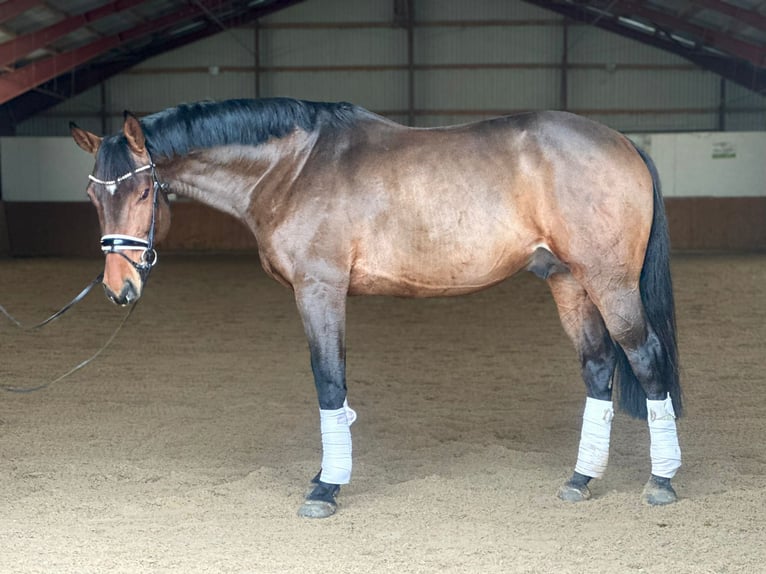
90,160 -> 167,283
0,156 -> 168,393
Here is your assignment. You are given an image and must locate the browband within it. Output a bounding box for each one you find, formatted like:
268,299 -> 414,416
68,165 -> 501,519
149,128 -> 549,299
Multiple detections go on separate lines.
88,164 -> 154,195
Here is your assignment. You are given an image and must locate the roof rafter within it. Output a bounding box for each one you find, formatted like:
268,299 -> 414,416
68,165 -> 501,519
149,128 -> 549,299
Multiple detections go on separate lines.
0,0 -> 225,104
523,0 -> 766,93
0,0 -> 305,133
691,0 -> 766,33
0,0 -> 146,69
2,0 -> 762,133
614,0 -> 766,67
0,0 -> 41,25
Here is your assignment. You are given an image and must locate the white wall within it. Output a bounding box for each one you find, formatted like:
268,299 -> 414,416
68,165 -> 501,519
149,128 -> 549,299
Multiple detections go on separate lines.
0,138 -> 94,202
3,130 -> 764,202
629,132 -> 766,198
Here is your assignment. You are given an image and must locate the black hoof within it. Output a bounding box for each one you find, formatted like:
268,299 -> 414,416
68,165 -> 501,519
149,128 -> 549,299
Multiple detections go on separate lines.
642,475 -> 678,506
298,477 -> 340,519
557,472 -> 592,502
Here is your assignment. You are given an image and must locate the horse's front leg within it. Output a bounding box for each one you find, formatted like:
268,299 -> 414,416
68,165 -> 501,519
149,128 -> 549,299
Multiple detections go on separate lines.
294,279 -> 355,518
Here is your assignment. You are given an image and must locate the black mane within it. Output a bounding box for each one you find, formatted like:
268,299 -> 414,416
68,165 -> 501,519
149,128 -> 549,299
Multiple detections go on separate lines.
142,98 -> 359,161
94,98 -> 360,183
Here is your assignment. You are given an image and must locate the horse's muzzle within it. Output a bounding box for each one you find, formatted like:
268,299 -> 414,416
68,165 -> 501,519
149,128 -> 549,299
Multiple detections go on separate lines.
103,250 -> 145,306
103,280 -> 140,306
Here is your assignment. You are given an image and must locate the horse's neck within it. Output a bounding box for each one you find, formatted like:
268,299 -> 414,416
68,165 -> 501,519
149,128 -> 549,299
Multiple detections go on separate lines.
156,130 -> 317,220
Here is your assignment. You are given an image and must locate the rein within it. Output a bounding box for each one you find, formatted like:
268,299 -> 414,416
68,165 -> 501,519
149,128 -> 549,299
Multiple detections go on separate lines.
0,160 -> 166,393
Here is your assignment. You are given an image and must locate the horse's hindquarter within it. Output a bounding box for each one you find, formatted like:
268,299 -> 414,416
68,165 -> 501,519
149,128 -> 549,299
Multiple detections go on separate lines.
529,112 -> 654,285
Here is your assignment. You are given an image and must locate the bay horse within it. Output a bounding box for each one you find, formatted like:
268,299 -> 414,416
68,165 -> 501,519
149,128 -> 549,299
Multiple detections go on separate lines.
70,98 -> 682,518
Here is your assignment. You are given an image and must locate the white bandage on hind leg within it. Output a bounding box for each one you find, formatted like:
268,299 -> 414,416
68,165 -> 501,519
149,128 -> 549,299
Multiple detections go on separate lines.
647,394 -> 681,478
574,397 -> 614,479
319,399 -> 356,485
343,398 -> 357,425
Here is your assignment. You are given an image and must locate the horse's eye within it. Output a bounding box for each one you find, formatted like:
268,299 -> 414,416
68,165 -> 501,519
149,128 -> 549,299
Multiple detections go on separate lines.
139,187 -> 150,201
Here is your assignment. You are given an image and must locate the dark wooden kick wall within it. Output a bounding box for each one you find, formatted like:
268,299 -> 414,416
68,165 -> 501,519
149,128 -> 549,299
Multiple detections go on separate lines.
2,202 -> 257,257
1,198 -> 764,257
664,197 -> 766,251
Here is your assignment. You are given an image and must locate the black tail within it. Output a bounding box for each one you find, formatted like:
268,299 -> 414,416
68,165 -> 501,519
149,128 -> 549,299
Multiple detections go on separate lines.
614,145 -> 682,419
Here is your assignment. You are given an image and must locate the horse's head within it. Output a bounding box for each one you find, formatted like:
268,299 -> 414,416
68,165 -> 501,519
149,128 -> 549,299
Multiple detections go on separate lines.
70,113 -> 171,306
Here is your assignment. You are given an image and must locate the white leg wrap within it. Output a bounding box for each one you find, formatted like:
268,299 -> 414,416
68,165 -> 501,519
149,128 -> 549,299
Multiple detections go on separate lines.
647,394 -> 681,478
319,399 -> 356,485
574,397 -> 614,479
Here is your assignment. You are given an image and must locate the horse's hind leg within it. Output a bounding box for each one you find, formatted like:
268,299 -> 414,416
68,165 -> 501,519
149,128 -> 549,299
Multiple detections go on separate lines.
595,287 -> 681,505
547,272 -> 618,502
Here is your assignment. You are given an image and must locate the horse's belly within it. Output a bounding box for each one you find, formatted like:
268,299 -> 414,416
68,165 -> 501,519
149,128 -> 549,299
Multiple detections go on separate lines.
348,245 -> 528,297
345,182 -> 537,297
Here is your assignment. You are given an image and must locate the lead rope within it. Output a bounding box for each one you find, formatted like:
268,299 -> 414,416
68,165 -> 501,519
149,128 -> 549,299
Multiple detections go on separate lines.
0,273 -> 104,330
0,273 -> 138,393
0,300 -> 139,393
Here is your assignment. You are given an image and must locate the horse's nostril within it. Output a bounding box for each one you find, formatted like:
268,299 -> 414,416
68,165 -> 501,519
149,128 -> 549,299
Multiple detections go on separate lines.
122,281 -> 138,304
103,284 -> 120,304
102,282 -> 134,306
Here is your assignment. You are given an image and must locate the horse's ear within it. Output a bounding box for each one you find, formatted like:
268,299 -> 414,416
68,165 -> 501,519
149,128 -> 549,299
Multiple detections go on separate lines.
123,111 -> 146,155
70,122 -> 102,155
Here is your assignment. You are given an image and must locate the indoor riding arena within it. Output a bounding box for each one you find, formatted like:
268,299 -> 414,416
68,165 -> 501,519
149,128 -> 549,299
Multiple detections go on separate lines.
1,2 -> 765,573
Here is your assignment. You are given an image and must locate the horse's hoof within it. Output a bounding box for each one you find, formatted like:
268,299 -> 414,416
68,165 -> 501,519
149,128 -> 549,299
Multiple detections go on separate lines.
642,475 -> 678,506
298,498 -> 337,518
557,480 -> 592,502
298,478 -> 340,519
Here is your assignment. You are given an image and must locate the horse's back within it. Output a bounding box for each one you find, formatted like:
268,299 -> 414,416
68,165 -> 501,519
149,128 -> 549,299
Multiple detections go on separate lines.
280,109 -> 654,297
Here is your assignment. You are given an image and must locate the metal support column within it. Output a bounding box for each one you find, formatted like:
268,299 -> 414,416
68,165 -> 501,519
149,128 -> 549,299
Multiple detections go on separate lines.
254,20 -> 262,99
561,17 -> 569,111
718,76 -> 727,131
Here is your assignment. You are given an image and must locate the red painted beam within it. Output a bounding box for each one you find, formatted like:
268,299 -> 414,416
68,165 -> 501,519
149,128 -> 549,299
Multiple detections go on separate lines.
0,0 -> 40,25
0,0 -> 224,104
615,0 -> 766,67
0,0 -> 146,68
691,0 -> 766,33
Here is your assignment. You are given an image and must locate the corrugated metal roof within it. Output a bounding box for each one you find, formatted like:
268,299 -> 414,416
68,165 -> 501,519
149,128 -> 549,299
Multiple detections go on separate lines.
0,0 -> 764,133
